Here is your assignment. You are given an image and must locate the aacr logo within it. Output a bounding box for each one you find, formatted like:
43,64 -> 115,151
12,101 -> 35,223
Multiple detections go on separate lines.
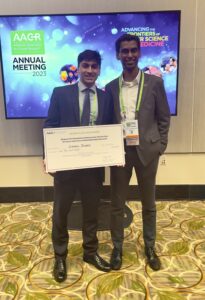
13,32 -> 42,42
11,30 -> 45,55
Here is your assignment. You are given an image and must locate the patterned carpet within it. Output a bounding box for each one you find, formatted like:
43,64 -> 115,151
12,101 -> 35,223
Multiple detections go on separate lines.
0,200 -> 205,299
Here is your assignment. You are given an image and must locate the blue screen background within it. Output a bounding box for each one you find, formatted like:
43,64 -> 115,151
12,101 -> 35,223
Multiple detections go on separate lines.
0,11 -> 180,118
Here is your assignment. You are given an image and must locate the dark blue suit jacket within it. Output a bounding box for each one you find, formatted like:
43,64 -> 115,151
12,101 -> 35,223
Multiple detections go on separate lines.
44,83 -> 112,128
44,83 -> 113,181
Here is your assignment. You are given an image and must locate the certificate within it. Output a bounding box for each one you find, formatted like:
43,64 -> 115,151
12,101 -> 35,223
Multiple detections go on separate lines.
43,124 -> 125,172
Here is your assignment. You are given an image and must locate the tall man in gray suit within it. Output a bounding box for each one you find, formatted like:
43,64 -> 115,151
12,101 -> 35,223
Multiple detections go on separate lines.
44,50 -> 112,283
105,34 -> 170,271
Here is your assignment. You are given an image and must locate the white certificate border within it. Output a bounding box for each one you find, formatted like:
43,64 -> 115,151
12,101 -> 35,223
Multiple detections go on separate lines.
43,124 -> 125,172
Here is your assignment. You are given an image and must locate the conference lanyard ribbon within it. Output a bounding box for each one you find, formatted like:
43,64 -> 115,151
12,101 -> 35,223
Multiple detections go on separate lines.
119,71 -> 145,146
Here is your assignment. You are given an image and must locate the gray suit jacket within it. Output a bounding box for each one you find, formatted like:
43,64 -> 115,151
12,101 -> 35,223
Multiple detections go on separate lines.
105,72 -> 170,166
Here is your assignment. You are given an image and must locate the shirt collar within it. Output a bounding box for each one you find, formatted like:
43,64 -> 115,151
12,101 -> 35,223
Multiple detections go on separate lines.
121,70 -> 141,87
78,80 -> 96,93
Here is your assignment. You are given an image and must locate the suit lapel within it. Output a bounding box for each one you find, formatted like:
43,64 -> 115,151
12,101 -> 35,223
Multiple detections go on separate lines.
96,88 -> 101,124
139,72 -> 149,113
71,84 -> 80,124
114,78 -> 122,123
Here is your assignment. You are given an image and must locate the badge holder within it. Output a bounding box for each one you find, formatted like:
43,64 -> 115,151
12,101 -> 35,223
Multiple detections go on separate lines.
124,120 -> 139,146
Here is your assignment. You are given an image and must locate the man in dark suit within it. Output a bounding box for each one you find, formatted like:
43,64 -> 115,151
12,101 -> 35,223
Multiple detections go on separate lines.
105,34 -> 170,271
44,50 -> 112,283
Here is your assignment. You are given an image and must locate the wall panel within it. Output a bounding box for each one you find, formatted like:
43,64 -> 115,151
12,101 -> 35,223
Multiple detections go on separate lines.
192,0 -> 205,151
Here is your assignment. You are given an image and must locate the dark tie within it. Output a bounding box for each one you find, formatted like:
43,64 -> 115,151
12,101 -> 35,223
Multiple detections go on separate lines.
81,88 -> 91,126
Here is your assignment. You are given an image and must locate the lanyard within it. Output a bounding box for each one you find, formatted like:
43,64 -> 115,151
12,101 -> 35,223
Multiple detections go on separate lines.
119,71 -> 144,119
80,91 -> 98,125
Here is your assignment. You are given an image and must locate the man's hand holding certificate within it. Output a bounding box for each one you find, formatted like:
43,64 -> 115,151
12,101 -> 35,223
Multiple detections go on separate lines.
43,124 -> 125,173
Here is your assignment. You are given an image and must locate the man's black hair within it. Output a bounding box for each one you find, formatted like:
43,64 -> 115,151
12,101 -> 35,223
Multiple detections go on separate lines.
115,34 -> 141,54
78,50 -> 101,67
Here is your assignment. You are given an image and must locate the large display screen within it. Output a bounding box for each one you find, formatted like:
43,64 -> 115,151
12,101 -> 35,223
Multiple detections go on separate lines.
0,11 -> 180,118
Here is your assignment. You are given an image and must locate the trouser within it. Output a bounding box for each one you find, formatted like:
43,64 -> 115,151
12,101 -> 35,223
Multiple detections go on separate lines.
52,168 -> 102,259
110,147 -> 159,250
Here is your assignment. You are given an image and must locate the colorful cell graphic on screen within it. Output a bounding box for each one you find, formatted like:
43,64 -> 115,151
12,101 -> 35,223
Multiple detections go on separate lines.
60,64 -> 78,84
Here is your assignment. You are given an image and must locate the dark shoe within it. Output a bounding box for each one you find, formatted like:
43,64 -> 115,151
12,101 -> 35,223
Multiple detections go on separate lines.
53,258 -> 67,282
83,253 -> 111,272
110,248 -> 122,270
145,247 -> 161,271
